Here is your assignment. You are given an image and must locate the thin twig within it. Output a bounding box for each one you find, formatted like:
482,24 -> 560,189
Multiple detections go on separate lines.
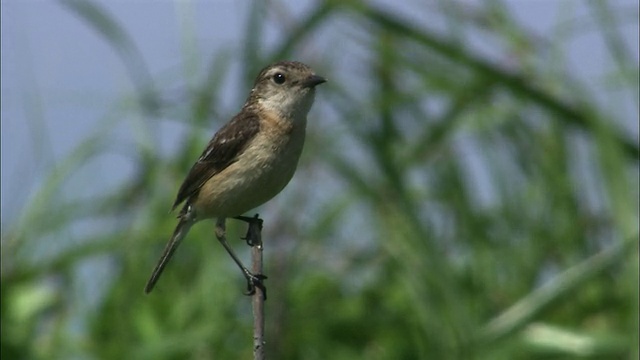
214,216 -> 266,359
248,216 -> 266,360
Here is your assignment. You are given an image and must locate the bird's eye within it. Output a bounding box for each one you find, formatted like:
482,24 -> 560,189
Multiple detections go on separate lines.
272,73 -> 286,84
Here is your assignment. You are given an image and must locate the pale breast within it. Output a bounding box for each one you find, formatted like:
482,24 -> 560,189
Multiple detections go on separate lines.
193,114 -> 306,218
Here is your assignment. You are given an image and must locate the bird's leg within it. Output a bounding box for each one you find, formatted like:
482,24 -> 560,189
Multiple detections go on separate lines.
215,217 -> 267,299
234,214 -> 264,246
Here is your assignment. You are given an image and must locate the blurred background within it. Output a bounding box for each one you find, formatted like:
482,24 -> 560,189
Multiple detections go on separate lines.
1,0 -> 638,359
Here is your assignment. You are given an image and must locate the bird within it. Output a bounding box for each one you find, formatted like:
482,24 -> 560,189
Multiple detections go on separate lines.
144,61 -> 326,294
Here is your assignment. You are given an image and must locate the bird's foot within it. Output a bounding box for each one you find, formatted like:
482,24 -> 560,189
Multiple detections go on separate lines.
243,271 -> 268,300
235,214 -> 263,246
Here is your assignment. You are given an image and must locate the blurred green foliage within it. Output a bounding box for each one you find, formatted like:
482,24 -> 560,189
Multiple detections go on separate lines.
2,0 -> 638,359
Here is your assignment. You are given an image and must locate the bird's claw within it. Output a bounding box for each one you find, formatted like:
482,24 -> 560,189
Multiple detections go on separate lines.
244,273 -> 268,300
238,214 -> 264,246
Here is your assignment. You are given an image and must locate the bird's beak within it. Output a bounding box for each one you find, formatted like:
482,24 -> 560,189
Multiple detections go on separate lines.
303,74 -> 327,88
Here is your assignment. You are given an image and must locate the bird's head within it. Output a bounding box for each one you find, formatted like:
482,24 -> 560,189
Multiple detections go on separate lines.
249,61 -> 326,120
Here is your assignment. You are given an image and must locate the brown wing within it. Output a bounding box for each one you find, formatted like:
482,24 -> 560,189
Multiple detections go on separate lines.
171,113 -> 260,210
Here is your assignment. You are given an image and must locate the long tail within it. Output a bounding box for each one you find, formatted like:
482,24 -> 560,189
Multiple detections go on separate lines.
144,214 -> 195,294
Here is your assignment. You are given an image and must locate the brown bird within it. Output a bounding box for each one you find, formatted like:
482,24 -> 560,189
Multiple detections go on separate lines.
144,61 -> 326,294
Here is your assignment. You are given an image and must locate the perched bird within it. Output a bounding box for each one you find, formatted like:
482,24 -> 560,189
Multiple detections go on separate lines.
144,61 -> 326,294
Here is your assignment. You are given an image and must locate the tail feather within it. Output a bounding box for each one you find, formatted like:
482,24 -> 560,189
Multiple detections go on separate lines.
144,215 -> 195,294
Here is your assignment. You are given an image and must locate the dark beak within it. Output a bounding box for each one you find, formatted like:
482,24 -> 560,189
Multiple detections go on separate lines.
303,74 -> 327,88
